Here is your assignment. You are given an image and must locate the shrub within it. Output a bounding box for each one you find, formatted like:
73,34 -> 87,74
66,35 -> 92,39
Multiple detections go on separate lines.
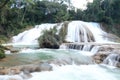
0,45 -> 5,59
38,27 -> 60,49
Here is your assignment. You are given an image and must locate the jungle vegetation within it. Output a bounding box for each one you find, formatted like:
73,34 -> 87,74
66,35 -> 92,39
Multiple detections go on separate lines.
0,0 -> 120,41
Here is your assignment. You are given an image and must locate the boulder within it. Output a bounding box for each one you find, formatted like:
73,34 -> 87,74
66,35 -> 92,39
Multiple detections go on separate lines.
0,62 -> 53,75
93,53 -> 108,64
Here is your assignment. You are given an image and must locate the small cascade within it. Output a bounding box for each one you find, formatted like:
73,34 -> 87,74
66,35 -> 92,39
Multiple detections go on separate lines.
65,21 -> 95,42
60,43 -> 100,54
103,53 -> 120,67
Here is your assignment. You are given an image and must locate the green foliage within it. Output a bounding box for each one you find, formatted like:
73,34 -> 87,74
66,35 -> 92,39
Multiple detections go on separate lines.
80,0 -> 120,36
0,45 -> 5,59
38,27 -> 60,49
0,0 -> 74,39
38,21 -> 70,49
0,35 -> 8,43
58,21 -> 69,42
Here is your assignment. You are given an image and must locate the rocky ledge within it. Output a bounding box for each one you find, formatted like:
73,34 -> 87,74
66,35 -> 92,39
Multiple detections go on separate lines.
0,62 -> 52,79
93,44 -> 120,67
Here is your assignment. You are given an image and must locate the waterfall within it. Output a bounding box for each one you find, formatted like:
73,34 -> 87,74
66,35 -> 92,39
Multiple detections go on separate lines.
12,20 -> 110,52
13,23 -> 57,44
1,20 -> 120,80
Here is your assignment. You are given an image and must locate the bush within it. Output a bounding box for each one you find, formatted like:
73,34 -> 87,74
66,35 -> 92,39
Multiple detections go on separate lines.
58,21 -> 69,43
38,27 -> 60,49
0,45 -> 5,59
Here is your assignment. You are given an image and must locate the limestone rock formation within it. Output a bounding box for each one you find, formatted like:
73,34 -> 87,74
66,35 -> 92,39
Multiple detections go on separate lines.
0,62 -> 53,75
93,44 -> 120,68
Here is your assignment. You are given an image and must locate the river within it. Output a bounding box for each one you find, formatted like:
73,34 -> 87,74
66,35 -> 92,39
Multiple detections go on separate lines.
0,20 -> 120,80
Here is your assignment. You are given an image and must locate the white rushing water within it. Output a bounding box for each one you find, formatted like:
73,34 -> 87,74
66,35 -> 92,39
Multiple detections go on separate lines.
1,48 -> 120,80
12,21 -> 110,45
1,20 -> 119,80
10,20 -> 113,51
0,64 -> 120,80
28,64 -> 120,80
12,23 -> 57,45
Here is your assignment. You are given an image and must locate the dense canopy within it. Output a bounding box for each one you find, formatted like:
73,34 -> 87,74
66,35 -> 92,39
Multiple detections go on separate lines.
0,0 -> 120,43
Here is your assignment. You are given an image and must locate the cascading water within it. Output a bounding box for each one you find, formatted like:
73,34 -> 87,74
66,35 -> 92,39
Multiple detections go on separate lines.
103,53 -> 120,67
1,20 -> 120,80
11,21 -> 110,52
13,21 -> 106,43
1,49 -> 120,80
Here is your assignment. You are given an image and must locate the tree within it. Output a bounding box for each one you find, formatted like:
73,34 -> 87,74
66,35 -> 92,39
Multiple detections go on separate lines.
38,27 -> 60,49
0,0 -> 10,9
0,45 -> 5,59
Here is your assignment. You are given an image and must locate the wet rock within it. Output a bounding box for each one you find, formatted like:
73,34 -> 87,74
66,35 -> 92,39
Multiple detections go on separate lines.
93,53 -> 108,64
98,45 -> 114,52
20,72 -> 32,79
93,44 -> 120,64
0,69 -> 9,75
0,66 -> 21,75
39,62 -> 53,71
21,64 -> 41,73
8,67 -> 21,75
0,62 -> 53,75
116,63 -> 120,67
21,62 -> 52,72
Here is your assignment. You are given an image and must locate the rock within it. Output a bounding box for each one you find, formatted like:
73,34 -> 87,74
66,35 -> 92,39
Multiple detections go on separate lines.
95,60 -> 102,64
0,69 -> 9,75
1,45 -> 19,54
0,62 -> 53,75
93,53 -> 108,64
98,45 -> 114,52
39,62 -> 53,71
20,72 -> 32,79
20,62 -> 52,73
93,56 -> 101,60
21,64 -> 41,73
8,67 -> 21,75
116,63 -> 120,67
0,66 -> 21,75
93,44 -> 120,65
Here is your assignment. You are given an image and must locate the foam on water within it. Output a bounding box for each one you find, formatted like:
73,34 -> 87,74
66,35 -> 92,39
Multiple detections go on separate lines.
0,64 -> 119,80
28,65 -> 119,80
1,21 -> 118,80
